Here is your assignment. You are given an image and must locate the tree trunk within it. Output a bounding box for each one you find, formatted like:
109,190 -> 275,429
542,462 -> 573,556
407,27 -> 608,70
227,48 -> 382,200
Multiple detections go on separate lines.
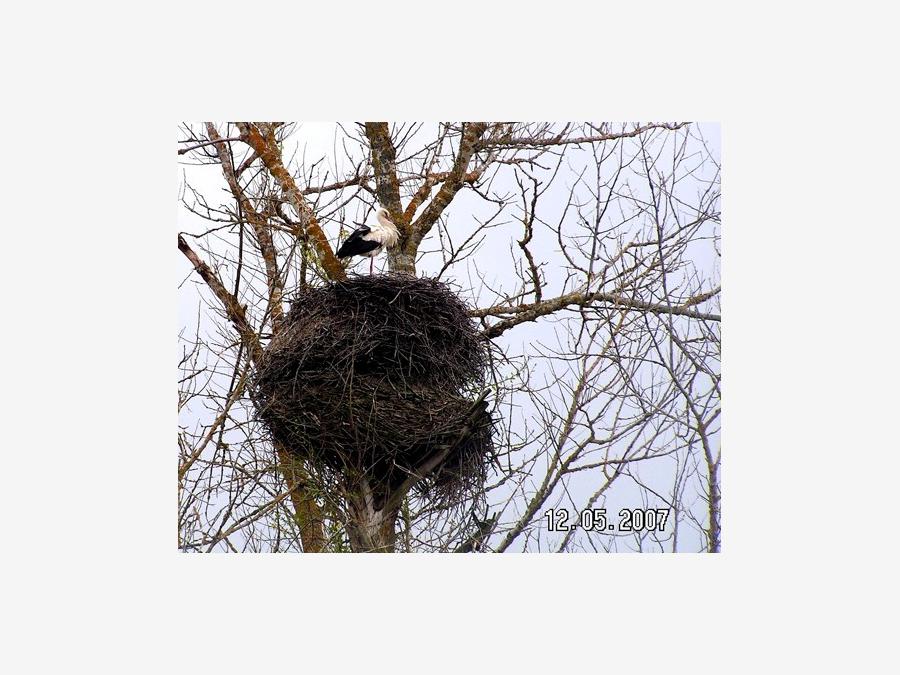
344,480 -> 402,552
275,442 -> 327,552
387,248 -> 416,275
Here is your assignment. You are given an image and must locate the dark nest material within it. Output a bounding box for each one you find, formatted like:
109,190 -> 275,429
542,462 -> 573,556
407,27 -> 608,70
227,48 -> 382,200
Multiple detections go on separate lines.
251,273 -> 495,507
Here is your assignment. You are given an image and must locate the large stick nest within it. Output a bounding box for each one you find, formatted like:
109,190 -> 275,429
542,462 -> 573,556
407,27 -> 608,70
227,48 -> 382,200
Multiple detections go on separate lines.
251,274 -> 495,506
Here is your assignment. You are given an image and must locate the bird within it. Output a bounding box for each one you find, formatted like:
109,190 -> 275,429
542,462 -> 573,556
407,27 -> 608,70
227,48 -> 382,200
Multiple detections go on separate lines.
337,205 -> 400,274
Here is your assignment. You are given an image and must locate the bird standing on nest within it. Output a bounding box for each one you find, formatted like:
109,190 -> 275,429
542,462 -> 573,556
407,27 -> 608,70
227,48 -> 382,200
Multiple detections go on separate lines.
337,205 -> 400,274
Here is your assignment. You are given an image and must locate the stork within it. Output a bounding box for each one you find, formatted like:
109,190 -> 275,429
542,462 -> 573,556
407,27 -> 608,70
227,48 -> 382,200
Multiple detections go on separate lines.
337,205 -> 400,274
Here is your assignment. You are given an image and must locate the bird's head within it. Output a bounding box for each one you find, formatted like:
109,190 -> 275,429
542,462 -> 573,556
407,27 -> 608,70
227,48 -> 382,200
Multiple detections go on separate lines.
374,205 -> 396,229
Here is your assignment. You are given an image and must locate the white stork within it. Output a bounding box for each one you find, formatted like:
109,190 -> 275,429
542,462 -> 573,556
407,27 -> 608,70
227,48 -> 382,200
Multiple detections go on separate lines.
337,205 -> 400,274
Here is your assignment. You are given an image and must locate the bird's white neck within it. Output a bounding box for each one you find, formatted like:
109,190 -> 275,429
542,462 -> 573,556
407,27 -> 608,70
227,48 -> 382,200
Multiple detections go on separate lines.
374,211 -> 400,248
376,211 -> 395,229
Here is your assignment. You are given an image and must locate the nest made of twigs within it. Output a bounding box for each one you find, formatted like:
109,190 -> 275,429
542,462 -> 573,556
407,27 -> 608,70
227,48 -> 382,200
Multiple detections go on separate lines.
251,273 -> 495,505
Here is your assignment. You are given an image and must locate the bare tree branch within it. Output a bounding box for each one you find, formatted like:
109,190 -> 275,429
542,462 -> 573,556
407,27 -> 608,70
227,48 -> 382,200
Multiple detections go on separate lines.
177,233 -> 261,361
476,287 -> 721,339
205,123 -> 285,331
409,122 -> 490,245
487,122 -> 688,148
237,122 -> 346,281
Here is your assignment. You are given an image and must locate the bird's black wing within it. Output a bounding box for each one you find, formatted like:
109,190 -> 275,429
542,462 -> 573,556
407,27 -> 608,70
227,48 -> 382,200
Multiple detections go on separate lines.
337,226 -> 380,259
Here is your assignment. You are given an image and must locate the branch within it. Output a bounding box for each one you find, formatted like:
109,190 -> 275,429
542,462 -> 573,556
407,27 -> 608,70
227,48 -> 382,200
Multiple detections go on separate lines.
273,442 -> 328,553
476,287 -> 720,339
205,123 -> 285,331
385,389 -> 491,514
177,136 -> 242,155
301,167 -> 485,202
486,123 -> 688,148
516,172 -> 542,303
237,123 -> 346,281
409,122 -> 490,245
363,123 -> 404,222
301,172 -> 369,195
454,511 -> 499,553
364,122 -> 416,273
177,234 -> 262,361
178,366 -> 250,482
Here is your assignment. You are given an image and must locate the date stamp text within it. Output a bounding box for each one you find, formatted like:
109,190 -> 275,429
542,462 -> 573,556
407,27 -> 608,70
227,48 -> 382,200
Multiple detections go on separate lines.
544,508 -> 670,533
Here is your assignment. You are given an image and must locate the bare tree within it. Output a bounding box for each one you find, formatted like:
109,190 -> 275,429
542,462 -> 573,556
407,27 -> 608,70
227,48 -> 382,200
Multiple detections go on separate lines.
177,121 -> 720,552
